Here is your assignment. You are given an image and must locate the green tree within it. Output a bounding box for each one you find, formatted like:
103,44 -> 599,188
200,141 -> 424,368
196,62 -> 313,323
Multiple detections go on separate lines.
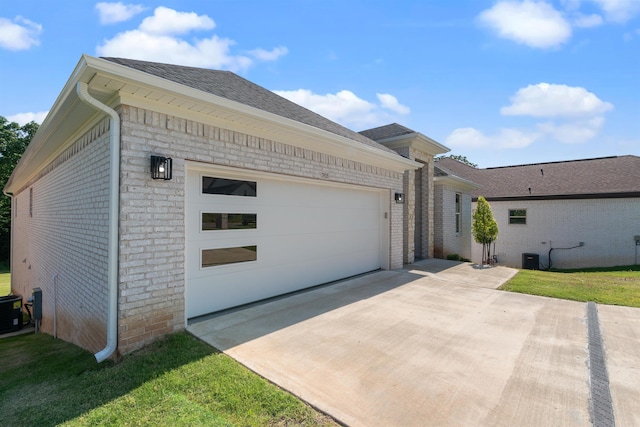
0,116 -> 38,263
435,154 -> 478,168
472,196 -> 498,266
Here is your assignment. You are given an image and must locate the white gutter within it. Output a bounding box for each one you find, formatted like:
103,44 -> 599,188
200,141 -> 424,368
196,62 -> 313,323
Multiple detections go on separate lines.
76,82 -> 120,363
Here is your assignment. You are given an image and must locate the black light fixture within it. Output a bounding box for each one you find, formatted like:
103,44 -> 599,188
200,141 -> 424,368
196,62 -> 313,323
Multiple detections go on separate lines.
395,192 -> 404,204
151,155 -> 172,180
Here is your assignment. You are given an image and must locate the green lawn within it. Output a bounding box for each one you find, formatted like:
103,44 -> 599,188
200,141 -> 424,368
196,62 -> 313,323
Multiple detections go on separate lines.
499,265 -> 640,307
0,271 -> 10,296
0,332 -> 336,427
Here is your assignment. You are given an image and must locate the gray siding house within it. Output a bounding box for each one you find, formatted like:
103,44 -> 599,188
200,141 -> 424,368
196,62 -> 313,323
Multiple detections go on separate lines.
5,55 -> 451,360
437,156 -> 640,269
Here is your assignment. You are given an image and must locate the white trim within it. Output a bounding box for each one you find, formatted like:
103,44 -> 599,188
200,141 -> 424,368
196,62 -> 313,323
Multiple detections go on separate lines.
6,54 -> 420,194
434,175 -> 480,191
376,132 -> 450,157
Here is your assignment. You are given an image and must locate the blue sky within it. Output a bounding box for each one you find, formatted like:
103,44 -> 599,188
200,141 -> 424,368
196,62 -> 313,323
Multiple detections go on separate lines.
1,0 -> 638,168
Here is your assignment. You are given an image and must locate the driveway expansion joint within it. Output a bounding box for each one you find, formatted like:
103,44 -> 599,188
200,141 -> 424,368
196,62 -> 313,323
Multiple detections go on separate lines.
587,301 -> 615,427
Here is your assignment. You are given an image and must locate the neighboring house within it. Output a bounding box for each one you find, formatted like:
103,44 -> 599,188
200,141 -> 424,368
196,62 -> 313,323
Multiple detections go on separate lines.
5,55 -> 454,360
359,124 -> 451,262
436,156 -> 640,269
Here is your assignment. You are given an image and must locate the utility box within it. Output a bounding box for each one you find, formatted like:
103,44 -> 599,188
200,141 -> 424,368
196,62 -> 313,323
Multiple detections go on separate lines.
522,253 -> 540,270
32,288 -> 42,320
0,295 -> 23,334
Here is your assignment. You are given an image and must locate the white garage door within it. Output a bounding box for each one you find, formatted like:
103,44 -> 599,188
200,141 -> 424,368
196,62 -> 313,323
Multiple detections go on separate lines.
185,165 -> 388,318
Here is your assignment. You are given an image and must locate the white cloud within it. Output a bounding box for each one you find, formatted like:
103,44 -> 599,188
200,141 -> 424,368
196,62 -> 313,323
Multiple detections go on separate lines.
537,117 -> 604,143
445,127 -> 540,149
448,81 -> 613,149
376,93 -> 411,115
96,6 -> 286,71
501,83 -> 613,118
95,2 -> 146,25
591,0 -> 640,23
247,46 -> 288,61
478,1 -> 572,49
7,111 -> 48,125
273,89 -> 410,129
138,6 -> 214,35
572,13 -> 604,27
0,16 -> 42,51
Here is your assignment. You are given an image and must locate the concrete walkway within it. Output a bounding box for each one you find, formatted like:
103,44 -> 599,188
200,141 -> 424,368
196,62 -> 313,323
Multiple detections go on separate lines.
187,259 -> 640,426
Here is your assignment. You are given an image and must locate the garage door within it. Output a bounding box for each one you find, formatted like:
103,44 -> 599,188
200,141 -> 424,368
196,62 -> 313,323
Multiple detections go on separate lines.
186,165 -> 388,318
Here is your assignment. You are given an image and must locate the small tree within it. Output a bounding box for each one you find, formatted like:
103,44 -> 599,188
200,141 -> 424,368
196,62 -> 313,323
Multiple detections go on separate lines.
435,154 -> 478,168
472,196 -> 498,266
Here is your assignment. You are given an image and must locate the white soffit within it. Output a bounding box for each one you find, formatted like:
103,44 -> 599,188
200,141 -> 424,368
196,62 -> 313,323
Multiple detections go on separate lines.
6,55 -> 420,194
87,56 -> 420,173
378,133 -> 450,157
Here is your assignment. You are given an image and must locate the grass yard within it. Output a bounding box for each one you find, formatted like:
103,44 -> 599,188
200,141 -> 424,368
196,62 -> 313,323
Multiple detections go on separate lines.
0,274 -> 9,296
499,265 -> 640,307
0,332 -> 337,427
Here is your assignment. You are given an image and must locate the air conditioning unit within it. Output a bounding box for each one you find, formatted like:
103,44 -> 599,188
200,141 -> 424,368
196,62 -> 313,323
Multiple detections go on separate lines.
522,253 -> 540,270
0,295 -> 23,334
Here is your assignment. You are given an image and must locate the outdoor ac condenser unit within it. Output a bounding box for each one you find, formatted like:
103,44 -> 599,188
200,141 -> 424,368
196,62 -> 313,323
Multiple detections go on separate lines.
0,295 -> 23,334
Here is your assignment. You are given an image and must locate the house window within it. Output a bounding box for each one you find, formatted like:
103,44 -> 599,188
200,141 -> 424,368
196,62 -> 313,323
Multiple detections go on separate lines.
202,213 -> 257,231
509,209 -> 527,224
455,193 -> 461,233
202,176 -> 256,197
29,188 -> 33,217
202,245 -> 257,268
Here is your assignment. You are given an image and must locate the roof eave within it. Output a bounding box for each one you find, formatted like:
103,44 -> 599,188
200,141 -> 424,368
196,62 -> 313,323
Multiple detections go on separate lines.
434,175 -> 480,191
4,54 -> 98,194
6,55 -> 420,193
376,132 -> 450,157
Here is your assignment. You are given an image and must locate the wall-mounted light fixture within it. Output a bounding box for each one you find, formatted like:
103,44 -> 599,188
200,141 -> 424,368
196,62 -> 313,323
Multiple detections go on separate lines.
151,155 -> 172,180
395,192 -> 404,204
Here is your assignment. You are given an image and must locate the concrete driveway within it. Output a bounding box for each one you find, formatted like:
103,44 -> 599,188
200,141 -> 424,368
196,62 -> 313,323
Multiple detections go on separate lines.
187,259 -> 640,426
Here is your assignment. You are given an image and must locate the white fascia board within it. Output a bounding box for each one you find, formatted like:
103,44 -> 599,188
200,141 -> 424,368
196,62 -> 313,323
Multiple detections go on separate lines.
377,133 -> 450,157
85,56 -> 421,173
4,56 -> 99,194
434,174 -> 480,191
5,54 -> 419,194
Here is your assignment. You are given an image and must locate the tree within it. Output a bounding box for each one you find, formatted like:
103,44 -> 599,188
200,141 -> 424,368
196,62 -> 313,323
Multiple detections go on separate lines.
0,116 -> 38,263
435,154 -> 478,168
472,196 -> 498,266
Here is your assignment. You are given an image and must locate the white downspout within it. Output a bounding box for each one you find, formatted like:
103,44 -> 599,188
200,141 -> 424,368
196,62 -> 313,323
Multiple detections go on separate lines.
76,82 -> 120,362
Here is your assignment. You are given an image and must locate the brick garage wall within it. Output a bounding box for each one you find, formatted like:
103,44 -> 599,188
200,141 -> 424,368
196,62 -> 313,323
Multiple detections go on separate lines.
471,198 -> 640,268
117,105 -> 404,354
10,119 -> 111,353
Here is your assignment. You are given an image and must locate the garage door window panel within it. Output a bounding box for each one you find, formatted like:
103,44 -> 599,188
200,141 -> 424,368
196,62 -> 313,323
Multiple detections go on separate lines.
202,176 -> 257,197
202,245 -> 258,268
202,213 -> 257,231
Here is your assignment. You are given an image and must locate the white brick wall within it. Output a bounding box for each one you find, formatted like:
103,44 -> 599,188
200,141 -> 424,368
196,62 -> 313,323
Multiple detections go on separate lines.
117,105 -> 405,353
12,103 -> 406,355
471,198 -> 640,269
11,118 -> 111,353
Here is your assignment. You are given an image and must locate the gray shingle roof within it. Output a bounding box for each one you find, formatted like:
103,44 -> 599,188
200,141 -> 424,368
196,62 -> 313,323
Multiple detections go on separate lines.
359,123 -> 416,141
434,163 -> 453,177
436,155 -> 640,199
102,57 -> 397,155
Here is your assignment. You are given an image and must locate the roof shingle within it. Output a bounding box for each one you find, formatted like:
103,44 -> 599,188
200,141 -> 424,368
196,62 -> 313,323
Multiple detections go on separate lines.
436,155 -> 640,199
359,123 -> 416,141
102,57 -> 397,155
